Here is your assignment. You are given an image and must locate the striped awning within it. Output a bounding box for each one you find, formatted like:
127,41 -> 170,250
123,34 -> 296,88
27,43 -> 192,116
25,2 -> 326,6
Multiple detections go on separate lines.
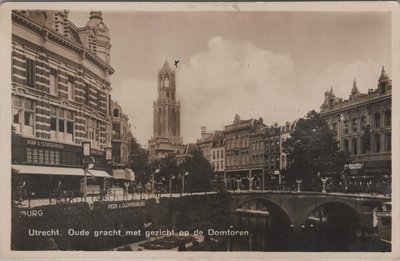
12,164 -> 111,178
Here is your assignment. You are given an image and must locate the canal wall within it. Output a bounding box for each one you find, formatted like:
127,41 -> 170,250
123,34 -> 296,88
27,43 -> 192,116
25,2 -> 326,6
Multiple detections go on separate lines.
11,194 -> 231,250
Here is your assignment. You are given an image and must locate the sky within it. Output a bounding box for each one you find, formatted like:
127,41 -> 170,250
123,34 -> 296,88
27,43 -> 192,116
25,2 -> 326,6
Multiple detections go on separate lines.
69,11 -> 391,146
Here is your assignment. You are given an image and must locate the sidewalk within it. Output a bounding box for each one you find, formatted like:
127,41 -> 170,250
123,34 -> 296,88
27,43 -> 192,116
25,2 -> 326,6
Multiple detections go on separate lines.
16,191 -> 218,208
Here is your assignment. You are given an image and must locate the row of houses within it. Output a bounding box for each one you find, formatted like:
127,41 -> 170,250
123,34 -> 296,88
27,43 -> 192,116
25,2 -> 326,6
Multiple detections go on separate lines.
192,68 -> 392,189
11,10 -> 134,194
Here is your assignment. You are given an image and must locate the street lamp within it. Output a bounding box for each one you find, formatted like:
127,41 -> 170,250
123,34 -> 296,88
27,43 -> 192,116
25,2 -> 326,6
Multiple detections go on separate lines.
169,176 -> 175,197
105,146 -> 112,192
82,142 -> 95,202
296,179 -> 302,192
321,177 -> 329,193
181,172 -> 189,195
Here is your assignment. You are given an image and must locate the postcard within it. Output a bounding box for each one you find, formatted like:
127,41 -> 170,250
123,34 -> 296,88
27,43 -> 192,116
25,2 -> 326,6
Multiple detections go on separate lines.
0,2 -> 399,260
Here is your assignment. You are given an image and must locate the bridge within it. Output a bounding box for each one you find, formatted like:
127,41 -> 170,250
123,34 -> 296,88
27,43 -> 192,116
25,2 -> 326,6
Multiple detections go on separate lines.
228,190 -> 390,234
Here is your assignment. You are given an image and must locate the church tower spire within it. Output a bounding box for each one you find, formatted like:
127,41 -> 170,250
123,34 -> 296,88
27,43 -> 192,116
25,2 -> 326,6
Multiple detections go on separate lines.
153,60 -> 181,143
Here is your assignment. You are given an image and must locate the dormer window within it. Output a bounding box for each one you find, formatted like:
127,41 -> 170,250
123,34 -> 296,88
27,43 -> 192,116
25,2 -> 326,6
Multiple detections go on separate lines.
113,108 -> 119,117
379,82 -> 386,94
328,98 -> 334,109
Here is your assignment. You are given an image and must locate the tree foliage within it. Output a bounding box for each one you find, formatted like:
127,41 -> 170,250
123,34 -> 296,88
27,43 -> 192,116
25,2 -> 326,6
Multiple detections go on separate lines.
283,110 -> 350,187
129,137 -> 151,185
180,148 -> 214,193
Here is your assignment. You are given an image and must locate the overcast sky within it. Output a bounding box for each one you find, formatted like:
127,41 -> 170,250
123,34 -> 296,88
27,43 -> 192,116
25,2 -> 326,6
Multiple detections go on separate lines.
69,11 -> 391,146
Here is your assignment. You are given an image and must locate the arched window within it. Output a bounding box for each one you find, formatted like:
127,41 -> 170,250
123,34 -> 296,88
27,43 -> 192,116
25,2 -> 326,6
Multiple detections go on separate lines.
332,122 -> 338,136
351,118 -> 358,132
374,112 -> 381,128
157,109 -> 162,136
343,120 -> 349,134
360,116 -> 367,130
384,110 -> 391,126
113,108 -> 119,117
164,77 -> 169,88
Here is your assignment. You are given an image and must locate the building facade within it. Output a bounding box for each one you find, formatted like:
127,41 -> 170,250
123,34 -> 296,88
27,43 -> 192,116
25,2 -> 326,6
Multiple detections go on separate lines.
224,114 -> 266,190
320,68 -> 391,180
11,10 -> 116,194
148,61 -> 184,161
196,126 -> 225,173
110,100 -> 135,182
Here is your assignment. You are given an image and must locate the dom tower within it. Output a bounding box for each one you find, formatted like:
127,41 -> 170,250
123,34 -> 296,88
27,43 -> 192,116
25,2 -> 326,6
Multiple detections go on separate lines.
148,61 -> 184,161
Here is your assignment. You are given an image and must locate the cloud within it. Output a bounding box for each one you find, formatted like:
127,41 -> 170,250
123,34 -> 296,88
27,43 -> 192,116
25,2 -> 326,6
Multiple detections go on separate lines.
311,60 -> 385,99
178,36 -> 296,143
112,37 -> 389,147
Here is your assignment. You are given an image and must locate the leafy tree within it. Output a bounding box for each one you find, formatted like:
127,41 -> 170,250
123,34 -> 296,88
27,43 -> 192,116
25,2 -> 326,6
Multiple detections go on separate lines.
129,137 -> 151,185
180,148 -> 214,193
283,110 -> 350,189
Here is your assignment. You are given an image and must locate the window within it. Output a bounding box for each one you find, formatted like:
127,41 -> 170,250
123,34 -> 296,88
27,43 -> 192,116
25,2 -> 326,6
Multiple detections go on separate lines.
374,112 -> 381,128
343,120 -> 349,134
50,107 -> 74,142
113,108 -> 119,117
221,150 -> 224,159
361,136 -> 368,154
49,68 -> 58,95
67,75 -> 75,101
217,150 -> 220,159
164,77 -> 169,88
84,83 -> 90,105
213,151 -> 215,160
352,137 -> 358,155
361,116 -> 367,130
26,58 -> 35,87
384,110 -> 391,126
276,156 -> 280,169
380,82 -> 386,94
332,122 -> 338,136
23,99 -> 34,135
384,132 -> 391,152
343,139 -> 349,153
352,118 -> 357,132
12,97 -> 22,130
374,134 -> 381,153
221,161 -> 224,169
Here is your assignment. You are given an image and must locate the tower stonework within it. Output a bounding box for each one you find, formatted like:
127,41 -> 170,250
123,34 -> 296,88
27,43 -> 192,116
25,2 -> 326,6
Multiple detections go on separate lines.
148,61 -> 184,161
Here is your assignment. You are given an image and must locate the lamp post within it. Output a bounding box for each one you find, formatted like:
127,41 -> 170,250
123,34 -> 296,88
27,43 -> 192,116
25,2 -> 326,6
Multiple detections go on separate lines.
169,176 -> 175,197
296,179 -> 302,192
82,142 -> 94,202
321,177 -> 328,193
105,146 -> 112,192
181,172 -> 189,195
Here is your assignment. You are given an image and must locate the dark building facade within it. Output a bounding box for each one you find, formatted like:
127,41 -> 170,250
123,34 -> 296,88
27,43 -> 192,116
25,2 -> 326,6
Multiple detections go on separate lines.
11,10 -> 115,194
320,68 -> 391,186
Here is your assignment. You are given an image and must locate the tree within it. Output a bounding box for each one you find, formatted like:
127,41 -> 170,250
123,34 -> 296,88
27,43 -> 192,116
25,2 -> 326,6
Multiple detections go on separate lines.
129,137 -> 151,185
180,148 -> 214,193
283,110 -> 350,189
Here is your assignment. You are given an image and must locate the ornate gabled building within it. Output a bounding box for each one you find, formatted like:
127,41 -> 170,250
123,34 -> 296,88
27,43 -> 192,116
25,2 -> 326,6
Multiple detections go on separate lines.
320,67 -> 392,179
10,10 -> 128,194
148,61 -> 184,161
196,126 -> 225,173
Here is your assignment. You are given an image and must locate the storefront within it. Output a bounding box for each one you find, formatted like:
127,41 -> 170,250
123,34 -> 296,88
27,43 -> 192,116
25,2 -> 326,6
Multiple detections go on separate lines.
11,135 -> 112,197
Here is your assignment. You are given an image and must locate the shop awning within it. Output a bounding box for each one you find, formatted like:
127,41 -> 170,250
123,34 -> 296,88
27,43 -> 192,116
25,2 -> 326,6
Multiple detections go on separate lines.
124,168 -> 135,181
112,168 -> 135,181
112,169 -> 126,179
12,164 -> 112,178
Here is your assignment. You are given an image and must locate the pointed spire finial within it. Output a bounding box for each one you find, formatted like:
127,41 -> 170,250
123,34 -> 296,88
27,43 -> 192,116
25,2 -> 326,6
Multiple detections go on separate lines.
382,66 -> 385,73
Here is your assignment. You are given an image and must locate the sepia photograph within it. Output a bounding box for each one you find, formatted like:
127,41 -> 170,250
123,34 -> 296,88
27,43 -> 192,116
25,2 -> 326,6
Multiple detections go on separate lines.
1,2 -> 399,259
